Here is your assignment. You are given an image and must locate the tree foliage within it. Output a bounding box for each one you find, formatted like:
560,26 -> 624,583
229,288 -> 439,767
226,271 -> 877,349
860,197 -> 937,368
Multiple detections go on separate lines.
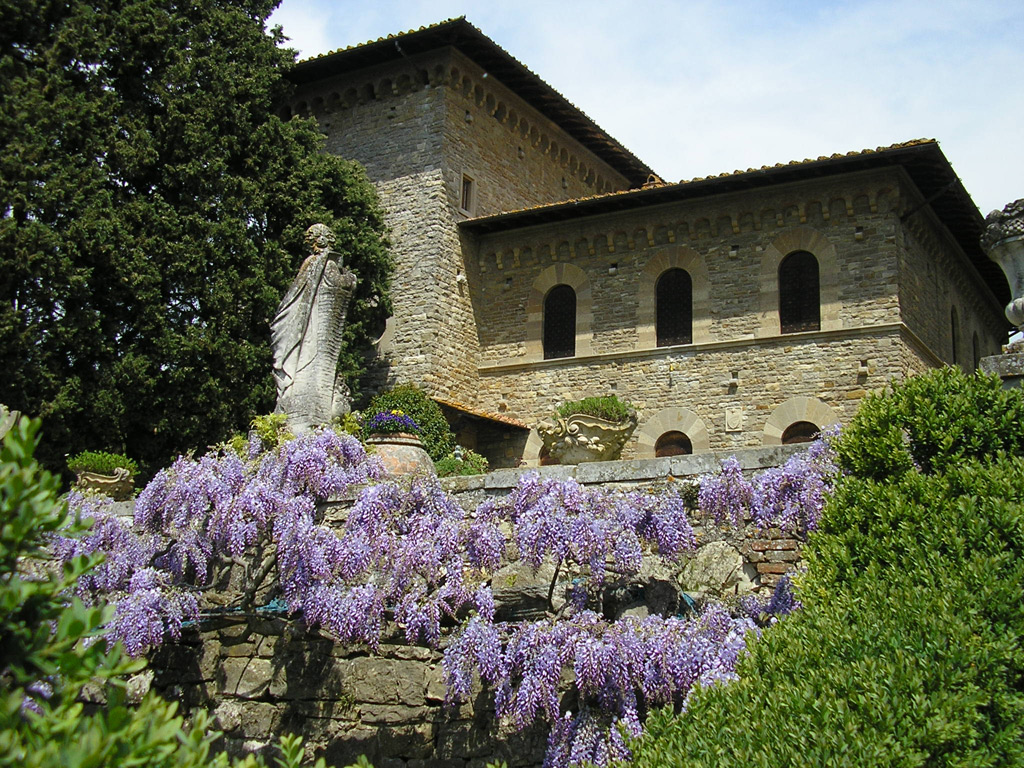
629,369 -> 1024,767
0,0 -> 392,475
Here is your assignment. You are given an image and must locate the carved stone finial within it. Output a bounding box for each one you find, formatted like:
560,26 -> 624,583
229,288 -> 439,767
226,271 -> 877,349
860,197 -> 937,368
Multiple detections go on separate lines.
981,199 -> 1024,331
981,199 -> 1024,252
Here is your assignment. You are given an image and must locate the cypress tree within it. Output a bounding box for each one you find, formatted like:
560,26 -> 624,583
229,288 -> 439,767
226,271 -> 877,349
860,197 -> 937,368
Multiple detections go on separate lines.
0,0 -> 391,475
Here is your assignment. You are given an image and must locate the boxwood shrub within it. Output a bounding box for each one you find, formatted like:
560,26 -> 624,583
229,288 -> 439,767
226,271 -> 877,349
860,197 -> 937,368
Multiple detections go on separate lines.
66,450 -> 138,478
556,394 -> 635,422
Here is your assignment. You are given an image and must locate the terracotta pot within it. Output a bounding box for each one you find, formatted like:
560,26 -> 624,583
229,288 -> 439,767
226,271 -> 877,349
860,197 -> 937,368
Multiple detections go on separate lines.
365,433 -> 435,476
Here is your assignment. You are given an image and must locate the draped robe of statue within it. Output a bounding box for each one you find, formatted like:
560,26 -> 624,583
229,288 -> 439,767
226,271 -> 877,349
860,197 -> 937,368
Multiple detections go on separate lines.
271,224 -> 357,432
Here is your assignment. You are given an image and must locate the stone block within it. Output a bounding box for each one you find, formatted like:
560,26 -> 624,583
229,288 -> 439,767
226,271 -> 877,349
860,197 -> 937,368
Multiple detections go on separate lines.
346,658 -> 427,706
757,562 -> 792,575
222,657 -> 273,699
680,540 -> 756,597
409,760 -> 465,768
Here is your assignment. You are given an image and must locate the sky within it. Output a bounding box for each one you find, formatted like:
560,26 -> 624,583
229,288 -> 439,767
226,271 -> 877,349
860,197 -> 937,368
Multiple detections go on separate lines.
268,0 -> 1023,216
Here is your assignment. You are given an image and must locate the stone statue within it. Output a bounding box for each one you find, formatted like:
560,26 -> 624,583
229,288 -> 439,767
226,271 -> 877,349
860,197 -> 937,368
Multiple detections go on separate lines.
271,224 -> 357,432
981,198 -> 1024,331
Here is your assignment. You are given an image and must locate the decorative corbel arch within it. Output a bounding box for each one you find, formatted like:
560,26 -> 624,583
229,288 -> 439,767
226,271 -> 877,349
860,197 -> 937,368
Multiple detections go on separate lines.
756,227 -> 841,337
637,245 -> 712,347
762,396 -> 840,445
525,263 -> 593,361
635,407 -> 710,458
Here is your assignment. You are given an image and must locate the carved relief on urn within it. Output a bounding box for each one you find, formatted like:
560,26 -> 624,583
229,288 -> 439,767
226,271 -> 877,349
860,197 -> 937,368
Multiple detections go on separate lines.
536,411 -> 639,465
981,198 -> 1024,331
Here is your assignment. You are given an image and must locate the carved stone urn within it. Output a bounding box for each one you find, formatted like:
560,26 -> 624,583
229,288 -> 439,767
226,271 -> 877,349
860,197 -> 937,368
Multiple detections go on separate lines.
981,198 -> 1024,331
365,433 -> 435,476
75,467 -> 135,501
536,412 -> 639,465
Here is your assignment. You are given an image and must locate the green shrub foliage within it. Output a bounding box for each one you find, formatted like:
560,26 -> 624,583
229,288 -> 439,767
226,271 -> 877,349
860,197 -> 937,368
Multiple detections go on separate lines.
835,367 -> 1024,481
66,450 -> 139,478
364,384 -> 454,461
556,395 -> 635,422
629,368 -> 1024,767
0,1 -> 392,476
435,448 -> 489,477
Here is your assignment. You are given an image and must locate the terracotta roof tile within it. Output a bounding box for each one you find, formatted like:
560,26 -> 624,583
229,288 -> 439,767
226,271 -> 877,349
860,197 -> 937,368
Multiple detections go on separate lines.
466,139 -> 939,219
433,396 -> 529,430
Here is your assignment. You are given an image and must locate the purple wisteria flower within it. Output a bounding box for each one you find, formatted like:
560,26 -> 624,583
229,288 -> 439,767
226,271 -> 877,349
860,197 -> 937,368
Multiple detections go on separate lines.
444,604 -> 759,768
365,409 -> 421,435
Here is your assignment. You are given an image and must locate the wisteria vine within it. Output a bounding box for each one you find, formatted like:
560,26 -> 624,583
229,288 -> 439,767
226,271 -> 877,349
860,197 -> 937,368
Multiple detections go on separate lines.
60,425 -> 837,767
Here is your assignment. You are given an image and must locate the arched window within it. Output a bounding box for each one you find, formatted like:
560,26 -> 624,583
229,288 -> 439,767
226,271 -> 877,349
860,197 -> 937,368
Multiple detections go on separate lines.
950,306 -> 960,365
543,284 -> 576,359
655,431 -> 692,457
973,332 -> 981,371
656,268 -> 692,346
782,421 -> 819,445
778,251 -> 820,333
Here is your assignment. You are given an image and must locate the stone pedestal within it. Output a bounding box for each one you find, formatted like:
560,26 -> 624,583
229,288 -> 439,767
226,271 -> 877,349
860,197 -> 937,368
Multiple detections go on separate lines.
979,350 -> 1024,389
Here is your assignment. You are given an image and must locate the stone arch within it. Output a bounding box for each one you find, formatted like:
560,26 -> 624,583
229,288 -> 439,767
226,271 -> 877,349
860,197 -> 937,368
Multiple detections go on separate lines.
638,246 -> 711,347
636,407 -> 710,458
756,227 -> 840,337
762,397 -> 840,445
525,263 -> 593,361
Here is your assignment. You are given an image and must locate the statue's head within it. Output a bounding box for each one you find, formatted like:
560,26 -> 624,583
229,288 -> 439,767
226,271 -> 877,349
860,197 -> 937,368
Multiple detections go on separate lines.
304,223 -> 336,254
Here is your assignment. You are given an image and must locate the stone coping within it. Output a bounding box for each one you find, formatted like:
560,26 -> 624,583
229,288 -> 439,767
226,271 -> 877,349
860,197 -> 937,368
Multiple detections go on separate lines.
439,443 -> 806,493
979,351 -> 1024,387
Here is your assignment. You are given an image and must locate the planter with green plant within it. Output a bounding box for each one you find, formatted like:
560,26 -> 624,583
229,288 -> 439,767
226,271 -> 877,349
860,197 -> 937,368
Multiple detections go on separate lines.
362,406 -> 435,475
67,450 -> 139,500
537,394 -> 639,464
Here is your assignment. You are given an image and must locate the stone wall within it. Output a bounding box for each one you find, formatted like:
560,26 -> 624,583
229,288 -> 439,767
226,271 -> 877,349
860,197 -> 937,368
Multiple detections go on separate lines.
461,169 -> 1007,462
293,48 -> 631,410
895,177 -> 1006,368
149,448 -> 805,768
466,173 -> 903,460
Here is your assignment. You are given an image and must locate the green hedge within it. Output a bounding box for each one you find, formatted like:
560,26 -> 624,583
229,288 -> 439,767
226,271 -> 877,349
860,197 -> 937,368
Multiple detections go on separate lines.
629,369 -> 1024,767
435,448 -> 489,477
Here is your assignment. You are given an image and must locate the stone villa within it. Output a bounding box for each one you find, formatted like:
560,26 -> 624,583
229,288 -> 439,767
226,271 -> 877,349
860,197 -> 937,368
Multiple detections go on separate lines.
286,18 -> 1010,467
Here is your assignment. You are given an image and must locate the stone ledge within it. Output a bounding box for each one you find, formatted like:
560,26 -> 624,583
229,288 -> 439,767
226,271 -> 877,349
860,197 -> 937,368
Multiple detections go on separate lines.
440,443 -> 805,493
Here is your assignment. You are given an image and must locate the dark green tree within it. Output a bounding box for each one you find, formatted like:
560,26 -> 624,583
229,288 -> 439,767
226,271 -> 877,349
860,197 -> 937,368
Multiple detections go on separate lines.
0,0 -> 391,475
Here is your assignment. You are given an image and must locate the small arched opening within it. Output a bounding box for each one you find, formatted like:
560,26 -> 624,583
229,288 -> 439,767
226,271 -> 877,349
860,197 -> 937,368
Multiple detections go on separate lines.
656,268 -> 692,346
543,284 -> 576,359
781,421 -> 820,445
654,431 -> 693,457
778,251 -> 820,333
